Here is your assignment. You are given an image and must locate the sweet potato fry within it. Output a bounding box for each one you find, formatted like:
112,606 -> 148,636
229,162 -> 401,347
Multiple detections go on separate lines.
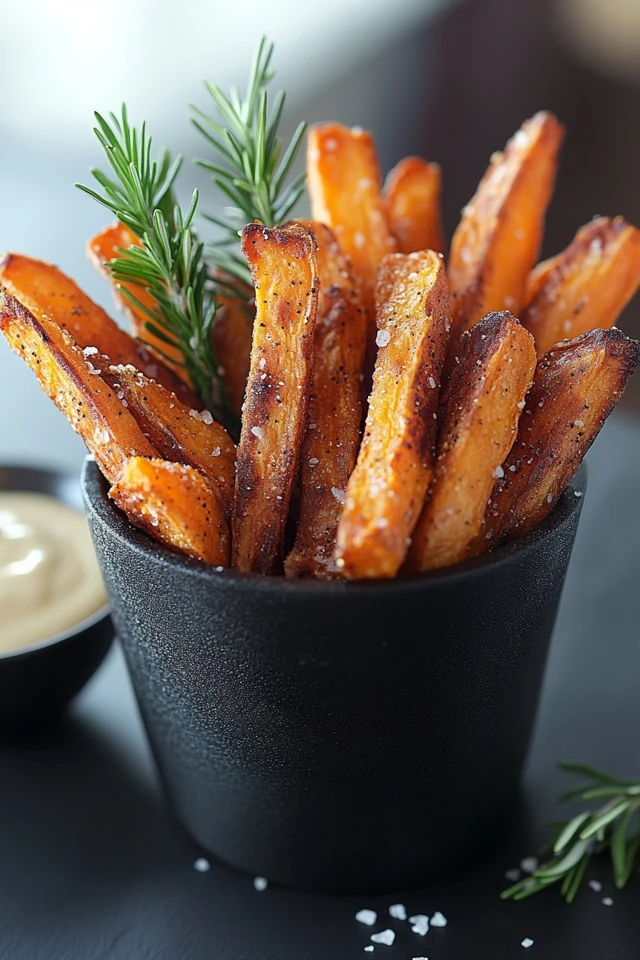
523,253 -> 560,309
521,216 -> 640,357
478,327 -> 640,546
406,312 -> 536,572
0,290 -> 157,483
104,364 -> 235,512
211,293 -> 254,418
109,457 -> 229,566
307,123 -> 396,330
0,252 -> 201,408
88,222 -> 187,379
447,112 -> 564,351
335,250 -> 450,579
383,156 -> 445,255
284,221 -> 367,579
232,223 -> 319,574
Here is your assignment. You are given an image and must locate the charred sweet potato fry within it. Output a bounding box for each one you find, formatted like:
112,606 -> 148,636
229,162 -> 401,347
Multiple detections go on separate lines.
0,252 -> 200,408
104,364 -> 235,512
335,250 -> 450,579
406,312 -> 536,572
521,216 -> 640,357
88,222 -> 187,379
383,156 -> 445,255
109,457 -> 229,566
479,328 -> 640,546
307,123 -> 396,330
284,221 -> 367,579
212,293 -> 254,418
232,223 -> 319,574
0,291 -> 157,482
447,112 -> 564,353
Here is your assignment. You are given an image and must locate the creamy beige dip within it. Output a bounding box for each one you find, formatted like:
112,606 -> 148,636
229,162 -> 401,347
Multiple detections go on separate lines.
0,492 -> 107,654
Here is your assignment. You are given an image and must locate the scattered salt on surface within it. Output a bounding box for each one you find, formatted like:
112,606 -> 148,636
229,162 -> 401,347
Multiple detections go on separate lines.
505,868 -> 521,882
259,357 -> 266,370
389,903 -> 407,920
521,938 -> 534,949
364,948 -> 374,953
253,876 -> 268,891
251,426 -> 265,440
308,457 -> 319,467
492,465 -> 505,479
602,897 -> 614,906
517,400 -> 526,409
588,880 -> 602,892
331,487 -> 346,504
376,329 -> 391,348
356,909 -> 377,926
574,490 -> 583,498
546,494 -> 553,504
574,419 -> 584,428
430,912 -> 447,928
212,447 -> 221,457
428,377 -> 437,389
371,930 -> 395,946
521,857 -> 538,874
190,408 -> 214,424
409,915 -> 429,936
83,346 -> 99,357
194,858 -> 210,872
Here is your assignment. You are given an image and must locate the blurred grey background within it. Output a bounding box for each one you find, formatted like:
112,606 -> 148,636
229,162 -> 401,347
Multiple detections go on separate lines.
2,0 -> 640,469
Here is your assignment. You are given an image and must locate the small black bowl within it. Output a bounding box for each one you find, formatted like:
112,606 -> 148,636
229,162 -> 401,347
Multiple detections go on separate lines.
83,458 -> 585,893
0,464 -> 114,736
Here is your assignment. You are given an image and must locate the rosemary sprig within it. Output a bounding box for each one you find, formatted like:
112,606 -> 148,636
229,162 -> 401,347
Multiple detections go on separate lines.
502,763 -> 640,903
192,35 -> 307,292
76,107 -> 223,416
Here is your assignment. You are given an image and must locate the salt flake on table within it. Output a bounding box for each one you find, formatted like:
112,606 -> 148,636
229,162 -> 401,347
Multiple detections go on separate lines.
505,868 -> 521,882
371,930 -> 395,946
588,880 -> 602,892
253,876 -> 268,891
389,903 -> 407,920
364,948 -> 374,953
193,857 -> 210,872
430,911 -> 447,927
409,914 -> 429,936
376,329 -> 391,348
521,857 -> 538,873
355,909 -> 377,926
521,938 -> 534,949
602,897 -> 614,906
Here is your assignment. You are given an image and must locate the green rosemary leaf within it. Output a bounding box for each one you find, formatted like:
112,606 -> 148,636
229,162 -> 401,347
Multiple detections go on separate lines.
553,812 -> 592,854
579,801 -> 630,840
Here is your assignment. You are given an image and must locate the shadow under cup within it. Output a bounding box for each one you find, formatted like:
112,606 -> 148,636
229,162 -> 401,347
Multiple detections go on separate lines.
82,459 -> 585,893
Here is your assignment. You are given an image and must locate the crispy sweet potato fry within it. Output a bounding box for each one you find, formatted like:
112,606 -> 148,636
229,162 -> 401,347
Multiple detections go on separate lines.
523,253 -> 560,309
335,250 -> 450,579
0,252 -> 201,408
284,221 -> 367,579
406,312 -> 536,572
383,157 -> 445,255
447,112 -> 564,353
232,223 -> 319,574
109,457 -> 229,565
88,222 -> 187,379
478,328 -> 640,546
0,291 -> 157,483
307,123 -> 396,330
103,364 -> 235,512
212,293 -> 254,418
521,216 -> 640,356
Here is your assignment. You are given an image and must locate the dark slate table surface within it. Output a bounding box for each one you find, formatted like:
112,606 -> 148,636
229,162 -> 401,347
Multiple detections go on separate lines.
1,412 -> 639,960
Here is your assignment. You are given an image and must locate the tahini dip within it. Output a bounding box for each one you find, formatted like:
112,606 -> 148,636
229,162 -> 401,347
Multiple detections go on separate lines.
0,491 -> 106,654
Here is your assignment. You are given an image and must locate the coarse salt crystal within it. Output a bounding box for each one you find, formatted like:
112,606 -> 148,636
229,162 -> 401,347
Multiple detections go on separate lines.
371,930 -> 395,946
212,447 -> 221,457
521,857 -> 538,874
389,903 -> 407,920
428,376 -> 437,389
251,425 -> 264,440
308,457 -> 319,466
430,911 -> 447,928
253,876 -> 268,891
574,490 -> 583,498
356,909 -> 377,926
259,357 -> 266,370
331,487 -> 346,504
194,858 -> 210,872
409,915 -> 429,936
521,938 -> 534,949
376,329 -> 391,348
86,362 -> 101,375
602,897 -> 614,906
588,880 -> 602,892
509,464 -> 517,472
574,419 -> 584,428
493,465 -> 505,478
517,400 -> 526,409
546,494 -> 553,504
83,346 -> 99,357
364,948 -> 374,954
505,868 -> 521,882
190,408 -> 214,424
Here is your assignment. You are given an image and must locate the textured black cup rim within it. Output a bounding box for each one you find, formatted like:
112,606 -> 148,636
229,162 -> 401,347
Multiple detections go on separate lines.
0,462 -> 111,661
82,456 -> 586,595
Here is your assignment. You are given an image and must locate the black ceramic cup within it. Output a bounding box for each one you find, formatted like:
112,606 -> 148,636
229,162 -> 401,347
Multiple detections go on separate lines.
82,458 -> 585,893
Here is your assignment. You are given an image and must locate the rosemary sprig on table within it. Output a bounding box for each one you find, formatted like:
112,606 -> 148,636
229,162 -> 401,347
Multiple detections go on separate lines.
76,107 -> 223,416
192,35 -> 307,294
502,763 -> 640,903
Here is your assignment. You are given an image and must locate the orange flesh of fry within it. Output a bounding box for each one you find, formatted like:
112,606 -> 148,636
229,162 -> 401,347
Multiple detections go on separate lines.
307,123 -> 396,333
88,222 -> 187,380
479,327 -> 640,546
284,221 -> 367,579
383,156 -> 445,255
448,112 -> 564,344
335,250 -> 451,579
0,291 -> 158,483
406,312 -> 536,572
212,294 -> 254,418
0,252 -> 200,408
232,223 -> 319,574
109,457 -> 229,566
521,216 -> 640,357
104,363 -> 236,513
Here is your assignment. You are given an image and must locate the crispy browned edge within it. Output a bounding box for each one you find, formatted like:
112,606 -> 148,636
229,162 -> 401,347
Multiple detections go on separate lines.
521,216 -> 640,356
335,250 -> 451,579
446,111 -> 564,362
478,327 -> 640,546
406,311 -> 536,572
232,222 -> 319,574
109,457 -> 229,565
0,251 -> 201,409
383,156 -> 445,255
103,363 -> 236,515
283,221 -> 367,579
0,288 -> 158,483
